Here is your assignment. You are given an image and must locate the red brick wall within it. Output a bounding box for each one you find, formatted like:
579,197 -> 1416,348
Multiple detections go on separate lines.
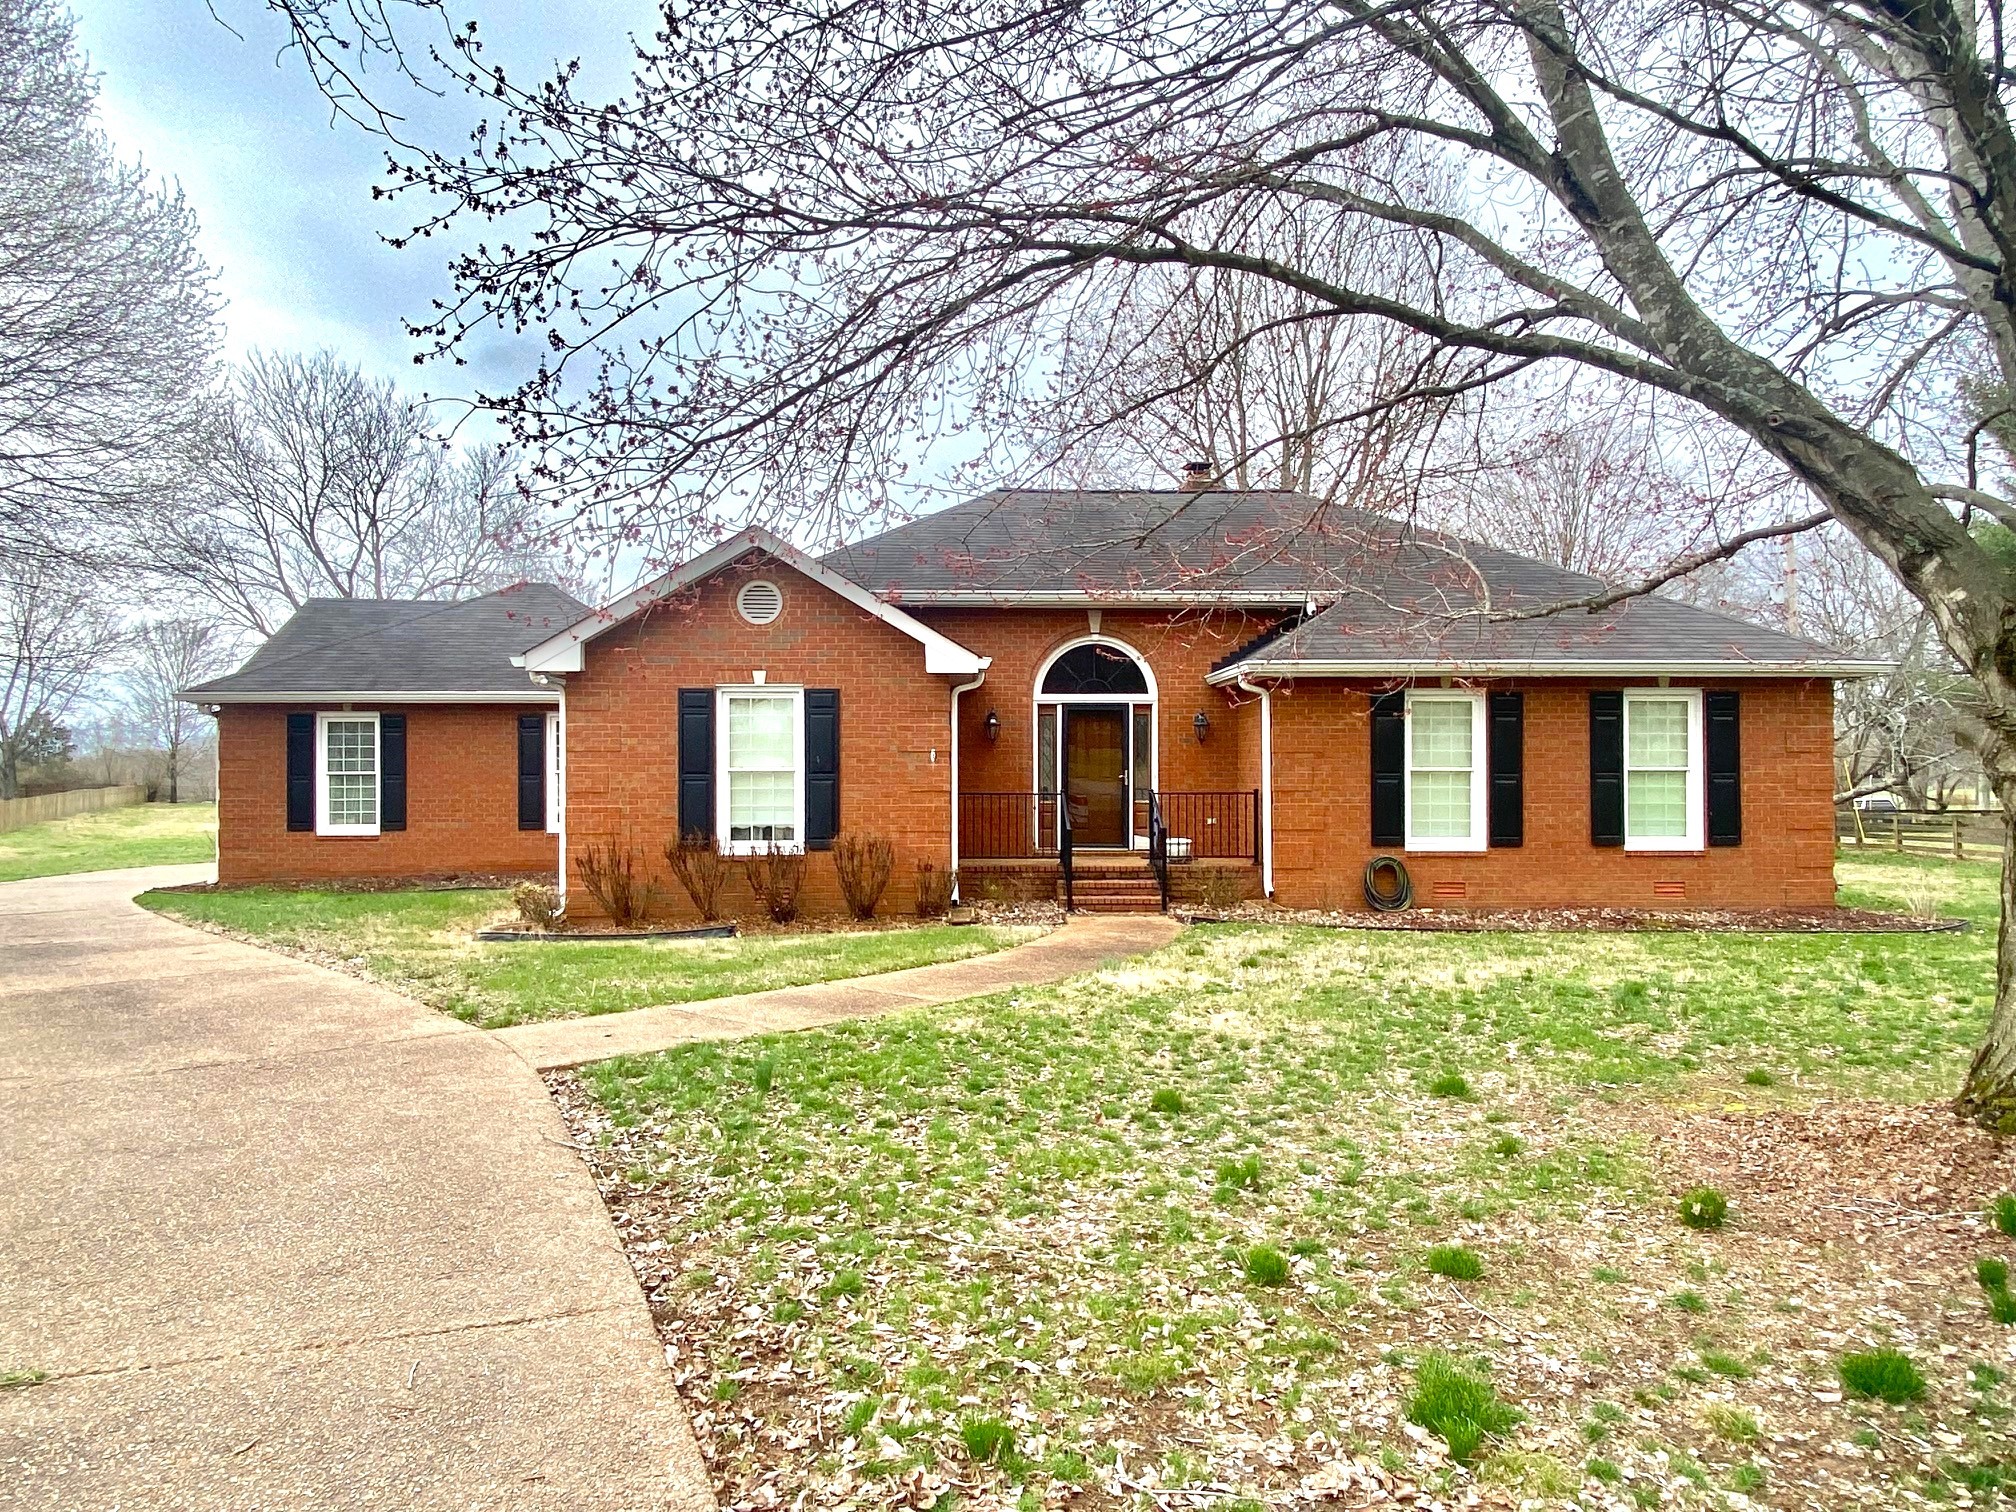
561,558 -> 957,921
215,703 -> 557,884
1266,678 -> 1836,909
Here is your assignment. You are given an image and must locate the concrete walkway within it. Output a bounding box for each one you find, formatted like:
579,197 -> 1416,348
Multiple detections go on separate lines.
0,866 -> 713,1511
494,913 -> 1185,1070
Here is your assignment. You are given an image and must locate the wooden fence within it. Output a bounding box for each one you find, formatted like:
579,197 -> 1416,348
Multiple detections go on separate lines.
0,784 -> 147,836
1836,805 -> 2005,859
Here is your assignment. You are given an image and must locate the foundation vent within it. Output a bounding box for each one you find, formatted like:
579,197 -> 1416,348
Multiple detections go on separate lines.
1431,880 -> 1468,902
1653,880 -> 1686,899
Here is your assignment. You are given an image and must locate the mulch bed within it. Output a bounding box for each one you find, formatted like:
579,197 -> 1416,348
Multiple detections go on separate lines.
1175,902 -> 1966,933
145,871 -> 548,895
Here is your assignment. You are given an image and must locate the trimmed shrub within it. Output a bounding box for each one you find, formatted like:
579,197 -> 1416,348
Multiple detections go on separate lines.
1426,1244 -> 1485,1282
511,881 -> 561,931
745,843 -> 806,923
832,830 -> 896,920
1678,1187 -> 1729,1230
664,830 -> 729,920
576,839 -> 654,927
1978,1256 -> 2010,1292
1839,1348 -> 1927,1405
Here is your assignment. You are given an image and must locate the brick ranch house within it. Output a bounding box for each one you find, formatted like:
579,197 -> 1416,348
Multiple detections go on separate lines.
181,485 -> 1882,918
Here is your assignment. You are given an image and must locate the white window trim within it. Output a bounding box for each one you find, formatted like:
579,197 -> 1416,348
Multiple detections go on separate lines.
1623,687 -> 1705,852
315,710 -> 381,838
715,685 -> 806,855
1403,690 -> 1487,854
545,710 -> 563,835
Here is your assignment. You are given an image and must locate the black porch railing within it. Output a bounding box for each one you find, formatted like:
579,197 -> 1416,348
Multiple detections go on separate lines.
958,789 -> 1260,862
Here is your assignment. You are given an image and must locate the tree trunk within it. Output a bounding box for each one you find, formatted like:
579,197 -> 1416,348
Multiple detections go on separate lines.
166,743 -> 179,805
1954,766 -> 2016,1133
0,743 -> 16,802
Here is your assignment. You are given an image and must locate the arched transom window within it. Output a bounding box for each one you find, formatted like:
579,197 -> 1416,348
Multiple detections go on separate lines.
1041,641 -> 1150,696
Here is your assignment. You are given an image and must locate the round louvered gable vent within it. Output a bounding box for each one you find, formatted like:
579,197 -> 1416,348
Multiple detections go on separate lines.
736,579 -> 783,625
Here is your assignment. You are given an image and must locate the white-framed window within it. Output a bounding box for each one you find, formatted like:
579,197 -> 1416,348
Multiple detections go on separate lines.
1624,688 -> 1704,851
716,686 -> 803,853
316,711 -> 380,836
1404,691 -> 1487,853
545,710 -> 563,835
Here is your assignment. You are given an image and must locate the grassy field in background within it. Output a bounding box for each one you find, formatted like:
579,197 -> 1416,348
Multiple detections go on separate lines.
0,802 -> 215,883
574,848 -> 2014,1509
139,885 -> 1045,1029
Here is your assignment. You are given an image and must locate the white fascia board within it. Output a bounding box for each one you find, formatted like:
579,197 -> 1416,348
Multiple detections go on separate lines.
883,590 -> 1313,607
520,527 -> 986,677
1204,658 -> 1894,685
178,688 -> 561,705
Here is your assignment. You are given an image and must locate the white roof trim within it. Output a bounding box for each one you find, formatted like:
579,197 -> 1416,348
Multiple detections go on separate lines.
1205,658 -> 1892,684
522,527 -> 988,676
850,589 -> 1317,608
178,688 -> 561,705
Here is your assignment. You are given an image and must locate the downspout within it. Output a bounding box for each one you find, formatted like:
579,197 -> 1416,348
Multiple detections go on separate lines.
949,667 -> 988,901
1234,672 -> 1275,898
533,674 -> 567,905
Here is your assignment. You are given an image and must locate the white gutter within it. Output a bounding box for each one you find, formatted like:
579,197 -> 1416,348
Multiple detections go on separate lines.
879,590 -> 1315,608
1234,672 -> 1275,899
1203,658 -> 1892,686
948,668 -> 988,901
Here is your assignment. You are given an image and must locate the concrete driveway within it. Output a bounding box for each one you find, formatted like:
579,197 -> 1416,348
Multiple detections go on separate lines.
0,866 -> 712,1510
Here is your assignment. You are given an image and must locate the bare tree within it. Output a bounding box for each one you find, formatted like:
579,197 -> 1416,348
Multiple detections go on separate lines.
125,619 -> 231,803
0,0 -> 217,566
145,351 -> 578,634
0,566 -> 126,799
275,0 -> 2016,1124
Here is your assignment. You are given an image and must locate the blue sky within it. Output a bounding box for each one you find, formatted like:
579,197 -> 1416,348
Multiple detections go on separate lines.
71,0 -> 647,397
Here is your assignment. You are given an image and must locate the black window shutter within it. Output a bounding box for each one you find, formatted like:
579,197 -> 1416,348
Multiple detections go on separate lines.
677,689 -> 715,839
1705,690 -> 1742,846
1590,690 -> 1625,847
1369,690 -> 1405,847
379,713 -> 407,832
516,712 -> 544,831
805,688 -> 840,850
285,712 -> 314,832
1487,690 -> 1524,848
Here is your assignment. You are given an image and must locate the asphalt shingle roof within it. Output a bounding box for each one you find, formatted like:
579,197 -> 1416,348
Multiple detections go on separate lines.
830,489 -> 1865,672
181,583 -> 588,700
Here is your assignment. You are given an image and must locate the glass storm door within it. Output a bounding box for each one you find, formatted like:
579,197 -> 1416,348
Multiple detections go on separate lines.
1064,706 -> 1129,846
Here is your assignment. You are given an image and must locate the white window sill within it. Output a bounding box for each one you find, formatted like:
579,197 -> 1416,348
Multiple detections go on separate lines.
723,841 -> 804,857
316,826 -> 381,838
1624,842 -> 1704,854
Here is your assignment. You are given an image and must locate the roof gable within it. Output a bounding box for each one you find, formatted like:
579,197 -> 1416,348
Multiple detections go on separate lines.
519,527 -> 987,677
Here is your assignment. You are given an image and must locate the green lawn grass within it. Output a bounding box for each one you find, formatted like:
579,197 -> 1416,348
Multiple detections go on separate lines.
575,849 -> 2011,1507
138,884 -> 1044,1028
0,802 -> 215,882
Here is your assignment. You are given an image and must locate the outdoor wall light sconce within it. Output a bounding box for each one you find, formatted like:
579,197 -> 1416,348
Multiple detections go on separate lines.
984,709 -> 1001,742
1193,710 -> 1212,743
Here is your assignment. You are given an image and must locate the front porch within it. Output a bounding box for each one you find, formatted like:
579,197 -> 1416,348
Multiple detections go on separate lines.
956,788 -> 1263,912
